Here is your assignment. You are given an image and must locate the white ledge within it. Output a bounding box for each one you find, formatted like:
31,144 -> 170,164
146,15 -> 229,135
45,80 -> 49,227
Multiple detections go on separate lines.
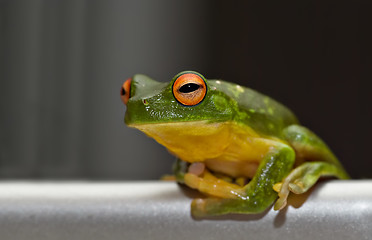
0,180 -> 371,240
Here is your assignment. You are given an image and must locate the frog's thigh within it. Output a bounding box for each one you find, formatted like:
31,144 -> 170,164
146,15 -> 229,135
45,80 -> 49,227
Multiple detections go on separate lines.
273,161 -> 348,211
191,145 -> 295,217
273,125 -> 350,210
283,125 -> 347,170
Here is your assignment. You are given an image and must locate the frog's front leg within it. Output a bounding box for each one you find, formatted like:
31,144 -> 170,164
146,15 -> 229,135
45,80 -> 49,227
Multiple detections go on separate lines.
273,125 -> 350,210
184,167 -> 247,199
189,144 -> 295,217
173,158 -> 246,199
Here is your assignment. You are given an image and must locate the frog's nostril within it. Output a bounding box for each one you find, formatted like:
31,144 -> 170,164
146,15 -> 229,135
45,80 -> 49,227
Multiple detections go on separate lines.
121,78 -> 132,105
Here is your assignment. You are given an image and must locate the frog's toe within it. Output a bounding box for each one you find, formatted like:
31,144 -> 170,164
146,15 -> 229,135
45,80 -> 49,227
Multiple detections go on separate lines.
273,182 -> 282,193
273,182 -> 290,211
160,174 -> 176,181
184,173 -> 201,189
273,178 -> 309,211
289,181 -> 306,194
191,198 -> 208,217
274,197 -> 287,211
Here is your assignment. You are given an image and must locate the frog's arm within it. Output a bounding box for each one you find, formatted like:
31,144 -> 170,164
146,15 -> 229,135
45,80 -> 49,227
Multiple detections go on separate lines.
273,125 -> 350,210
188,144 -> 295,217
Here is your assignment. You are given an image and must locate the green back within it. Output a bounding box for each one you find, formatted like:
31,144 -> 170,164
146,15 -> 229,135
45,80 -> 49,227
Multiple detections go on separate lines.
210,80 -> 299,138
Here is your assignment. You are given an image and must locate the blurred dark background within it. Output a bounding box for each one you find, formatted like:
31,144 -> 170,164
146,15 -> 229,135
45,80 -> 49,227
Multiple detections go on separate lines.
0,0 -> 371,180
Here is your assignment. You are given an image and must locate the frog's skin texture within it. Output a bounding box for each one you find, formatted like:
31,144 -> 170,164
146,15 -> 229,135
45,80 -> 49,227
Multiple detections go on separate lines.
121,71 -> 349,217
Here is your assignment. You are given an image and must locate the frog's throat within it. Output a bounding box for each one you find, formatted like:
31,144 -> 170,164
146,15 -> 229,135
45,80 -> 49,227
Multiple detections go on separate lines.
128,120 -> 276,164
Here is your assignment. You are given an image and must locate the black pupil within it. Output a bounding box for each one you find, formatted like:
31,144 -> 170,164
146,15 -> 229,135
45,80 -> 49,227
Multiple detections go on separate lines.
179,83 -> 200,93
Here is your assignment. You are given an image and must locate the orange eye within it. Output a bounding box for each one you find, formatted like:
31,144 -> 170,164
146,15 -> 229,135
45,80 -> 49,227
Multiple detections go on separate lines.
120,78 -> 132,105
172,72 -> 207,106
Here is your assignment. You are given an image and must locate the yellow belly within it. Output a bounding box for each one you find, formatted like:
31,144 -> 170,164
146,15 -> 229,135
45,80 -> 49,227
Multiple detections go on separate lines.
129,120 -> 282,177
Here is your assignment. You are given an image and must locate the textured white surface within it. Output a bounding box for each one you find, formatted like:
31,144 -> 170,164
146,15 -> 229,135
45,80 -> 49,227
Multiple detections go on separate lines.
0,180 -> 371,240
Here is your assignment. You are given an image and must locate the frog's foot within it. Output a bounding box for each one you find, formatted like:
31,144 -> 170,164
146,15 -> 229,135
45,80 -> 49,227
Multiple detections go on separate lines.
273,162 -> 349,210
273,181 -> 303,211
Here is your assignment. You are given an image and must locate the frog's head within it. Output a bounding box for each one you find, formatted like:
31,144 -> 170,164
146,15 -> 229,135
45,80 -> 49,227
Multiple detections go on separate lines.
121,71 -> 236,161
121,71 -> 235,126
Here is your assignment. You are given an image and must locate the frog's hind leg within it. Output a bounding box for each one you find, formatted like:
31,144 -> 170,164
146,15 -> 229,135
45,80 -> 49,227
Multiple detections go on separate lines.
191,144 -> 295,217
283,125 -> 349,171
273,161 -> 349,210
273,125 -> 350,210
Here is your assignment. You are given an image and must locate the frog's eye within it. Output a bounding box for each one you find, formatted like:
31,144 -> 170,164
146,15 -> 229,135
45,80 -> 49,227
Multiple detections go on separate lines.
121,78 -> 132,105
173,73 -> 207,106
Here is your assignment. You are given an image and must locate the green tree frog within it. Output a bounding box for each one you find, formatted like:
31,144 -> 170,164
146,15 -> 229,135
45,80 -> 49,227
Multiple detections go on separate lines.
121,71 -> 349,217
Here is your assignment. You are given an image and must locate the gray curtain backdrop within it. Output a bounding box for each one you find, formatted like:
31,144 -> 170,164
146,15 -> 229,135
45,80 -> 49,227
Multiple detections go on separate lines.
1,0 -> 211,179
1,0 -> 371,179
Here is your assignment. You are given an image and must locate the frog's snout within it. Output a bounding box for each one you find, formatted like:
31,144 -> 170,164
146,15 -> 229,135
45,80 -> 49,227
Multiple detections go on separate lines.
120,78 -> 132,105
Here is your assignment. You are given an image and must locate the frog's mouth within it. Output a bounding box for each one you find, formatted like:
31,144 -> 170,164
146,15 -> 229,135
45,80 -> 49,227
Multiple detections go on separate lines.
128,121 -> 232,163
